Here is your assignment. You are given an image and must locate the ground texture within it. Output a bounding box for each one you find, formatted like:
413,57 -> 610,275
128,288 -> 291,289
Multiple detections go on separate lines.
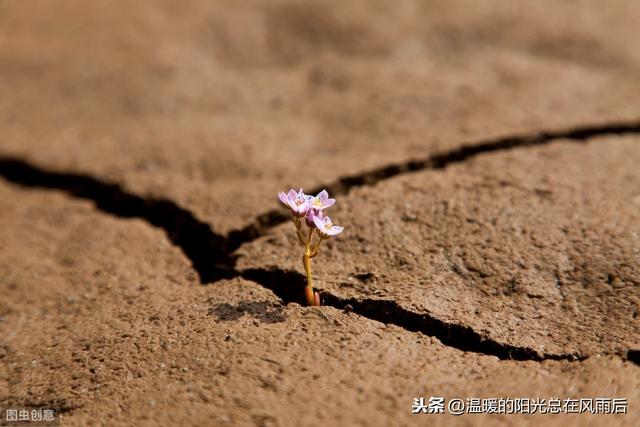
0,1 -> 639,426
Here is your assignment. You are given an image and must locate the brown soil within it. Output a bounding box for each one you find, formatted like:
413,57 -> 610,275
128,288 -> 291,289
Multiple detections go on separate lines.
1,1 -> 639,426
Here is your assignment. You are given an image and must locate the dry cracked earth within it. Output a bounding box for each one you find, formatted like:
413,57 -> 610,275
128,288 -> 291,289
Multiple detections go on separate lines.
1,1 -> 639,426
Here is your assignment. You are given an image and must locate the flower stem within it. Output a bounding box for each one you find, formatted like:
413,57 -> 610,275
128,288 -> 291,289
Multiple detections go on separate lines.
303,227 -> 319,306
294,217 -> 306,246
310,235 -> 325,258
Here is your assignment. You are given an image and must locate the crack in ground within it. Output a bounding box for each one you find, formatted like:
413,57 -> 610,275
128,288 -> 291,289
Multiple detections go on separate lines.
1,119 -> 640,363
239,268 -> 589,361
227,120 -> 640,245
240,268 -> 637,364
626,349 -> 640,367
0,158 -> 237,283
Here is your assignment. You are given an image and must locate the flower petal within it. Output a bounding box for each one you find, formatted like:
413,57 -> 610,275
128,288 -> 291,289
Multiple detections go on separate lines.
323,198 -> 336,208
316,189 -> 329,201
305,209 -> 317,226
279,192 -> 289,205
313,215 -> 325,230
329,226 -> 344,235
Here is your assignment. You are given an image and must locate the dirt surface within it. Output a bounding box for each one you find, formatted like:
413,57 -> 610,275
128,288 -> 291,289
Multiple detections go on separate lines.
0,179 -> 638,426
1,1 -> 639,426
239,136 -> 640,358
2,0 -> 640,234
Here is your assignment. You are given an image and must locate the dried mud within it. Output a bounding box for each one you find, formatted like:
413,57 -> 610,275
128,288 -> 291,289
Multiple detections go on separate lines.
1,1 -> 639,426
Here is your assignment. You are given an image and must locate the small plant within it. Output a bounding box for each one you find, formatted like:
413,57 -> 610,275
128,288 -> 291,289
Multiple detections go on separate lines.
278,189 -> 344,306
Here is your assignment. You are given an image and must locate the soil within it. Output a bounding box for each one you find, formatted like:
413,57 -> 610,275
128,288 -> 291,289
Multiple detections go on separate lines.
1,1 -> 639,426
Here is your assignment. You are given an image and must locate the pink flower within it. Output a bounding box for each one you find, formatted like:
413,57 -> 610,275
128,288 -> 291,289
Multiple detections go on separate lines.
313,212 -> 344,237
306,190 -> 335,211
278,188 -> 309,217
305,207 -> 317,227
278,187 -> 343,306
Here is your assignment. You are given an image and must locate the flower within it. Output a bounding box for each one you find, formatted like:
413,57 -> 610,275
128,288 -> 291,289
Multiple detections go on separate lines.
278,188 -> 309,217
304,207 -> 317,227
278,187 -> 343,306
313,212 -> 344,237
305,189 -> 335,211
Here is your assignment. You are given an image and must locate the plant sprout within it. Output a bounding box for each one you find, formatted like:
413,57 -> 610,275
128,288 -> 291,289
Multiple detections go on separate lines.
278,189 -> 344,306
